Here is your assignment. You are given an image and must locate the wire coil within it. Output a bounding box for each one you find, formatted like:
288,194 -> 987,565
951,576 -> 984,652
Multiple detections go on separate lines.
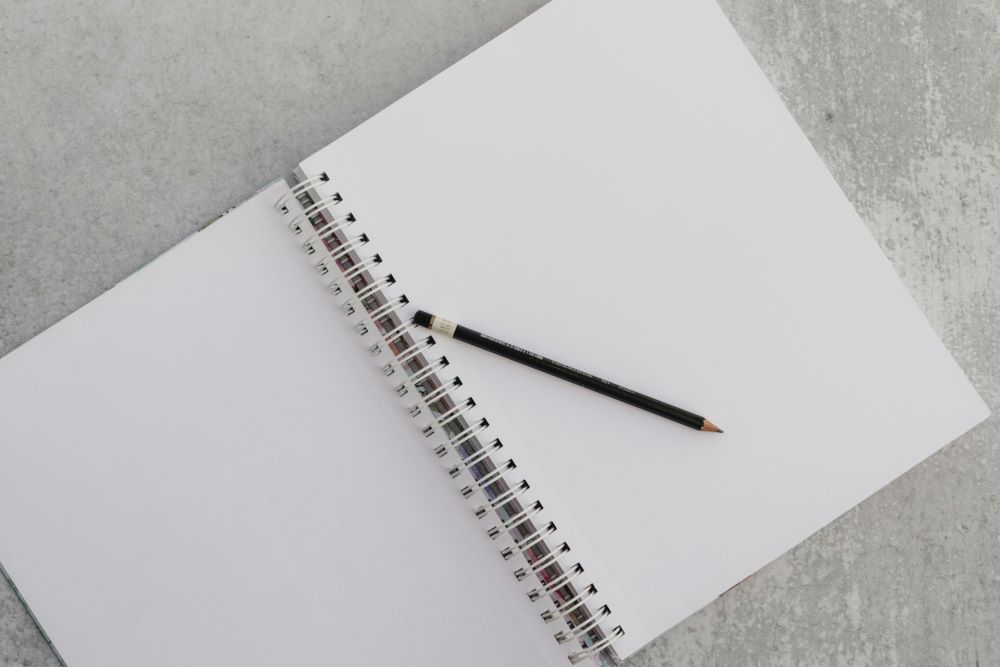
276,174 -> 624,664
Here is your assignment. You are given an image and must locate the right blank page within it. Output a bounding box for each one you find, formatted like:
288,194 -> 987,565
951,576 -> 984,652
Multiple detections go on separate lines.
298,0 -> 990,656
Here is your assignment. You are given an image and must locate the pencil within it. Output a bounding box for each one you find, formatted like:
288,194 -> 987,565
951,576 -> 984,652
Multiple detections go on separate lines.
413,310 -> 722,433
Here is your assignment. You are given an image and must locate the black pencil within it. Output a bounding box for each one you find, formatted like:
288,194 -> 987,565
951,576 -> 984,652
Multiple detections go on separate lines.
413,310 -> 722,433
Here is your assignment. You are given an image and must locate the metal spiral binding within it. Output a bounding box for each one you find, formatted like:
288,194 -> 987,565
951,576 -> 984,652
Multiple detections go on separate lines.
274,173 -> 330,213
276,173 -> 624,665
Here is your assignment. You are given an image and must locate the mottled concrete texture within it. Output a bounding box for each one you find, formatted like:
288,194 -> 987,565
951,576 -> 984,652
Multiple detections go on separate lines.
0,0 -> 997,665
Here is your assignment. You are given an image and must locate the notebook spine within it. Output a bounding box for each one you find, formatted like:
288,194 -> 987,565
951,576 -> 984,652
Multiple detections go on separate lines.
276,174 -> 625,665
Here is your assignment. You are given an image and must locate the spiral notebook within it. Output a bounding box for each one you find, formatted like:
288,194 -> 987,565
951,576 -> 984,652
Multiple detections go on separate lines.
0,0 -> 989,665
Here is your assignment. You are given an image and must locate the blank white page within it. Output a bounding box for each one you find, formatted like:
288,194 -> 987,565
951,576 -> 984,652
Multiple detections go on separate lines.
0,183 -> 567,667
296,0 -> 990,657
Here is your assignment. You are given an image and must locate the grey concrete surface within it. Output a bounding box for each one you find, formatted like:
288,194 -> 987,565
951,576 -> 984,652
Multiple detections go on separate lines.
0,0 -> 997,665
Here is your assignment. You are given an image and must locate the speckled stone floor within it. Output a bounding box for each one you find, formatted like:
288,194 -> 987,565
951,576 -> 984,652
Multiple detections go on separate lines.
1,1 -> 997,665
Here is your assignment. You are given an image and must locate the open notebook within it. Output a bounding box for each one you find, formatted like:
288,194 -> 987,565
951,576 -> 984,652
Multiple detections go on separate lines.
0,0 -> 989,665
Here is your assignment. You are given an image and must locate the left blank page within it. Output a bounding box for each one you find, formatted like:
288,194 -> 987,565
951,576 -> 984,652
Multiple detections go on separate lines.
0,183 -> 561,667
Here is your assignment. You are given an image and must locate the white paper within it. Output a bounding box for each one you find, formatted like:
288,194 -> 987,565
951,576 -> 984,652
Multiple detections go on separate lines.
0,183 -> 568,667
297,0 -> 990,656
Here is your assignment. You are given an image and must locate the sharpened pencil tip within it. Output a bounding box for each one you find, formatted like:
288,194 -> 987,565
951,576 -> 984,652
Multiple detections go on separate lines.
701,419 -> 723,433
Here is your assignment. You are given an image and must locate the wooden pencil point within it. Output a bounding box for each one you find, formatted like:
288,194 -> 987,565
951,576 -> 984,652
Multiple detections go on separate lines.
701,419 -> 723,433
